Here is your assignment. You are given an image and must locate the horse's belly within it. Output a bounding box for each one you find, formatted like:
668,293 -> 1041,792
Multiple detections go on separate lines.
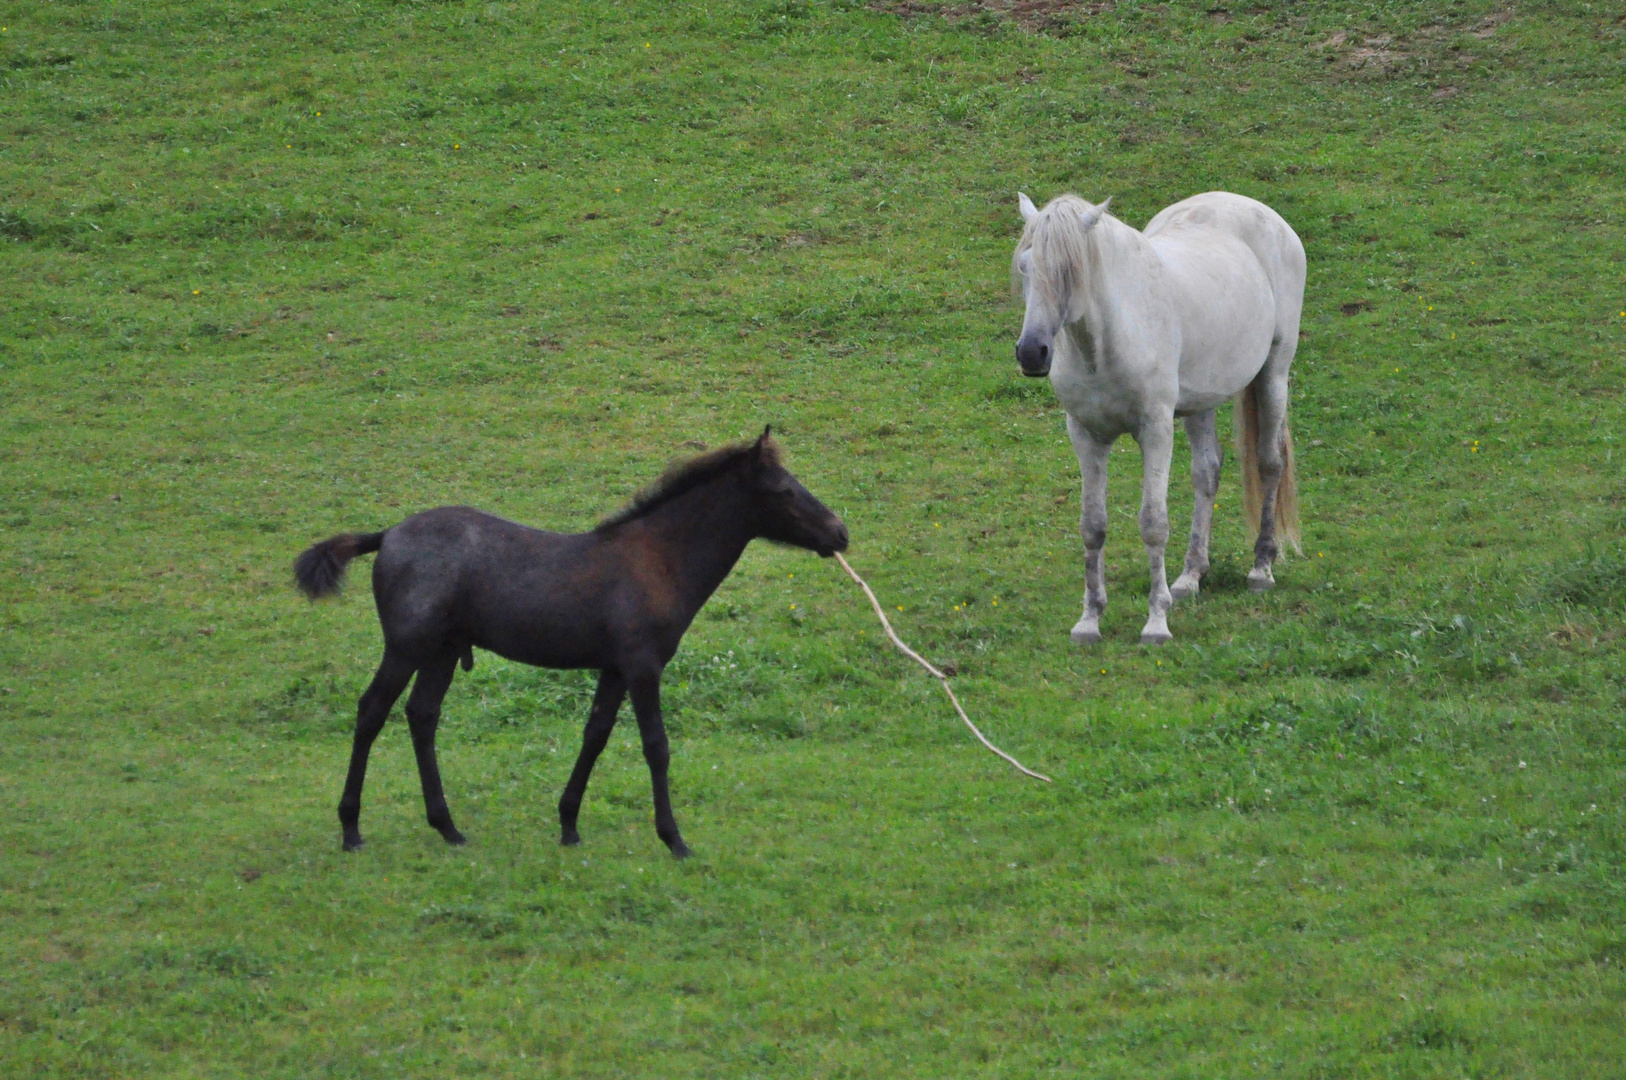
488,641 -> 601,671
476,610 -> 608,671
1174,336 -> 1275,413
1165,254 -> 1278,413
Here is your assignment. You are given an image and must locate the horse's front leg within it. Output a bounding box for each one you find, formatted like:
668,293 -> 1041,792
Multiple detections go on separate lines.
627,668 -> 689,859
1066,417 -> 1111,644
558,670 -> 626,847
1172,409 -> 1222,603
1136,418 -> 1176,644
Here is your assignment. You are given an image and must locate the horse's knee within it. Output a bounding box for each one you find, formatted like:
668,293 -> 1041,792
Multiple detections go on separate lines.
640,734 -> 671,773
1191,451 -> 1221,496
1256,450 -> 1285,486
1138,509 -> 1169,547
1080,522 -> 1106,551
405,705 -> 440,743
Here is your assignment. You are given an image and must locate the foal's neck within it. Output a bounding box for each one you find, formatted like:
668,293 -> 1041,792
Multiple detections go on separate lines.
637,477 -> 756,610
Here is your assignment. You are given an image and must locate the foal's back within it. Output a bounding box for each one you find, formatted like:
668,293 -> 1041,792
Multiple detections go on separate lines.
373,506 -> 612,669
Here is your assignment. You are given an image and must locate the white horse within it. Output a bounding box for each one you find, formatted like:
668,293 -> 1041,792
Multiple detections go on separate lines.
1012,190 -> 1304,645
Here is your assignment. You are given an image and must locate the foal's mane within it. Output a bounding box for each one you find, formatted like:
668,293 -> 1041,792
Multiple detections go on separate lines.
1013,193 -> 1114,310
596,435 -> 782,531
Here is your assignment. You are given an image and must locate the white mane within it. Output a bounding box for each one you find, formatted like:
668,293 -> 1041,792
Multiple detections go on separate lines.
1012,193 -> 1114,314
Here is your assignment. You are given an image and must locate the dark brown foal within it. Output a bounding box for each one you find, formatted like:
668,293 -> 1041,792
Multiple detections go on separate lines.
295,430 -> 847,857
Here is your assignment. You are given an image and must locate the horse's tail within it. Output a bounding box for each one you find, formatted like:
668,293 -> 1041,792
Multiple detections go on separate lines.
293,531 -> 386,599
1234,386 -> 1302,557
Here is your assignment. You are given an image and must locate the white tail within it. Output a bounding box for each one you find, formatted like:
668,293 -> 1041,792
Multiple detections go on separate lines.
1234,385 -> 1302,556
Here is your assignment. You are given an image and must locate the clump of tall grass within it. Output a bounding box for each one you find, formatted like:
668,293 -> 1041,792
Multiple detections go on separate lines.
1540,540 -> 1626,609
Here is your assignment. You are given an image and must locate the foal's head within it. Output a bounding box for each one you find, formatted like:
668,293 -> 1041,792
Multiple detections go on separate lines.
601,429 -> 849,557
1012,191 -> 1112,378
742,430 -> 849,557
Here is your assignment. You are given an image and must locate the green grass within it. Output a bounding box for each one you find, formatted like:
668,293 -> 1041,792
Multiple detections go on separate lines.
3,0 -> 1624,1075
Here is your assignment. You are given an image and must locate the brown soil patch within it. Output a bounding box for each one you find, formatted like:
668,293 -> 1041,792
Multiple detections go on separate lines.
869,0 -> 1112,34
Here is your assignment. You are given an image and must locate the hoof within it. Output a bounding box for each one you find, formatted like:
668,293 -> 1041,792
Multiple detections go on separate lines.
1170,575 -> 1200,603
1070,616 -> 1102,645
342,834 -> 365,853
1140,631 -> 1173,646
667,839 -> 692,860
1247,569 -> 1275,593
560,829 -> 581,848
439,828 -> 467,847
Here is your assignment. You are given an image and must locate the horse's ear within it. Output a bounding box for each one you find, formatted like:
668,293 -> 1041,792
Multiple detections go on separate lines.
1076,196 -> 1112,231
1018,192 -> 1038,223
753,425 -> 783,469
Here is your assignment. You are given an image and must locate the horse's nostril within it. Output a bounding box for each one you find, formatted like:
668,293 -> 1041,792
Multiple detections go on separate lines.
1016,338 -> 1052,374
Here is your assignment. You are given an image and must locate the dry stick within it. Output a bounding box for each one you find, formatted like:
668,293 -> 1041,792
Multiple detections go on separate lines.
834,552 -> 1052,783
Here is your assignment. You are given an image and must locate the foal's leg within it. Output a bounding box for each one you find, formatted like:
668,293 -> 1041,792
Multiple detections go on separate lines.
1248,375 -> 1290,592
628,669 -> 689,859
1135,417 -> 1177,645
558,670 -> 626,847
1171,409 -> 1222,603
403,653 -> 465,845
338,650 -> 415,851
1066,416 -> 1112,645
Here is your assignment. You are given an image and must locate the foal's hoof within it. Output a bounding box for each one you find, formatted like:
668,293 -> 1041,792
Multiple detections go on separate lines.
560,828 -> 581,847
1247,568 -> 1275,593
1169,575 -> 1201,603
342,834 -> 365,853
439,827 -> 467,847
1140,630 -> 1173,646
667,839 -> 692,860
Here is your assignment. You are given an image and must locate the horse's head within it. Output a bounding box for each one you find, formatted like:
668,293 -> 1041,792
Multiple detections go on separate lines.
1012,192 -> 1111,377
747,428 -> 849,557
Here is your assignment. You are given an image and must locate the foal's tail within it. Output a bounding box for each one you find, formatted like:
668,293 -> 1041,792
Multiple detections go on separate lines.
293,531 -> 386,599
1234,386 -> 1302,556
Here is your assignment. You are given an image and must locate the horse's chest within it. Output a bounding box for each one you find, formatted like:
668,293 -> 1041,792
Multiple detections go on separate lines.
1050,334 -> 1153,434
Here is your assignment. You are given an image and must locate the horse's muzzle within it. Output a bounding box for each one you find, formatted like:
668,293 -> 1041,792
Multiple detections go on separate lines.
818,520 -> 850,558
1015,339 -> 1051,378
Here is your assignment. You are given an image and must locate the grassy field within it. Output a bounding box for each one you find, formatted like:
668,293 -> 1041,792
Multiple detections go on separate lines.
3,0 -> 1625,1075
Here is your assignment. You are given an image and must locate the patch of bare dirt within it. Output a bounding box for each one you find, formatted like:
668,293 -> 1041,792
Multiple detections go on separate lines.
1471,8 -> 1515,38
1315,8 -> 1513,81
1344,34 -> 1406,75
868,0 -> 1112,35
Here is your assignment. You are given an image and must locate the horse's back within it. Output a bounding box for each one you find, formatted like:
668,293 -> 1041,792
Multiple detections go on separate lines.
1145,192 -> 1305,313
1139,193 -> 1304,411
373,507 -> 601,664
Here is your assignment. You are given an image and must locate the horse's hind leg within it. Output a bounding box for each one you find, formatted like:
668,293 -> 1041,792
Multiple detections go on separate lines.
338,651 -> 415,852
1249,374 -> 1290,592
403,653 -> 465,846
1067,417 -> 1111,644
558,670 -> 626,848
1172,409 -> 1222,603
1135,417 -> 1176,645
